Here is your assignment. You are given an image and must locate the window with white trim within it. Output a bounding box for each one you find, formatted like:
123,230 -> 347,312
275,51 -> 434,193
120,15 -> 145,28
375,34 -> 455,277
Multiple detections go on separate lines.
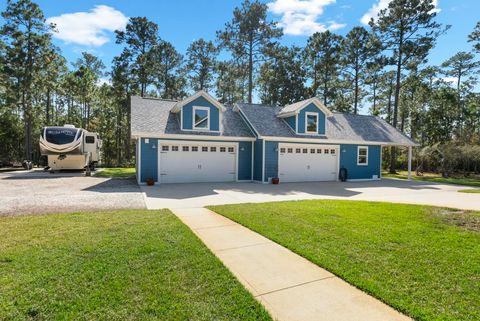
210,146 -> 216,152
280,148 -> 286,153
220,147 -> 226,152
310,148 -> 315,154
228,147 -> 234,153
358,146 -> 368,165
305,112 -> 318,134
162,145 -> 169,151
202,146 -> 208,152
172,146 -> 179,151
193,106 -> 210,130
287,148 -> 293,153
192,146 -> 198,152
182,146 -> 189,152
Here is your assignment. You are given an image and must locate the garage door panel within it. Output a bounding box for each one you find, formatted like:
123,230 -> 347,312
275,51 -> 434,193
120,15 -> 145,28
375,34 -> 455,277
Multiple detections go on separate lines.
279,144 -> 338,182
159,142 -> 236,183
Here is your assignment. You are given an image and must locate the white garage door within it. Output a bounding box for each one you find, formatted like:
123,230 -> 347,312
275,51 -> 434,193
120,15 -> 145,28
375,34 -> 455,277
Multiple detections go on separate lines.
278,143 -> 339,182
159,142 -> 236,183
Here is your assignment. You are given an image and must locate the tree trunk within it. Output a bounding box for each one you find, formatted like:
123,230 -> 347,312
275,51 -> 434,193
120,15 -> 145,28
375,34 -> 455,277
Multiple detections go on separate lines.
389,31 -> 404,174
247,37 -> 253,104
46,87 -> 51,125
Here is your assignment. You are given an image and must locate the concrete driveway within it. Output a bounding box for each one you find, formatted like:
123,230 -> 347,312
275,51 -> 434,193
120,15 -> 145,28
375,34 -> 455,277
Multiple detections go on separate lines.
0,169 -> 146,216
142,179 -> 480,211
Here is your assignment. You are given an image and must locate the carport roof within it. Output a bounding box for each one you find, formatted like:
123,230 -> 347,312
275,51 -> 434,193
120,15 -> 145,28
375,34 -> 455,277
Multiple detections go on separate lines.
130,96 -> 255,138
236,103 -> 417,146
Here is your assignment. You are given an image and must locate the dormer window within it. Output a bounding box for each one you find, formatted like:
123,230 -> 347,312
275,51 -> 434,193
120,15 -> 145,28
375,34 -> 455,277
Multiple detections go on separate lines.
193,106 -> 210,130
305,112 -> 318,134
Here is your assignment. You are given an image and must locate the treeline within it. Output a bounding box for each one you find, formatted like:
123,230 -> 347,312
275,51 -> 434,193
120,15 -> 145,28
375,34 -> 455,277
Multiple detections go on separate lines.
0,0 -> 479,173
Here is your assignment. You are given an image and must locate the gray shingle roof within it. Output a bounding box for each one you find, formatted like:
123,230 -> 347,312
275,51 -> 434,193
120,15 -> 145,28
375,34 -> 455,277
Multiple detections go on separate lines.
130,96 -> 255,138
236,103 -> 417,146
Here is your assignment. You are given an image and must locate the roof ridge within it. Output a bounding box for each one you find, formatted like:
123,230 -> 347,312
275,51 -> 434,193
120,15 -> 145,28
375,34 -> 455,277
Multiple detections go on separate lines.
139,96 -> 178,102
333,112 -> 378,118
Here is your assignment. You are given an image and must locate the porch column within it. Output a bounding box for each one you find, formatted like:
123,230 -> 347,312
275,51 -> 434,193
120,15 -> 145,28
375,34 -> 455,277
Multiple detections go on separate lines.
407,146 -> 412,181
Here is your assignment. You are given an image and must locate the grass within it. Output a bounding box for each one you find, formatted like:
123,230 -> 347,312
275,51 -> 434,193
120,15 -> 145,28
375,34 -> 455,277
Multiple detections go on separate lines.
94,167 -> 136,178
209,200 -> 480,321
458,188 -> 480,193
382,170 -> 480,187
0,210 -> 271,321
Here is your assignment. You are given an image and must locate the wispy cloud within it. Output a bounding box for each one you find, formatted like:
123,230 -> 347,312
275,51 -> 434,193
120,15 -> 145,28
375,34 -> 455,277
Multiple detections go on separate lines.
360,0 -> 440,25
47,5 -> 128,47
268,0 -> 345,36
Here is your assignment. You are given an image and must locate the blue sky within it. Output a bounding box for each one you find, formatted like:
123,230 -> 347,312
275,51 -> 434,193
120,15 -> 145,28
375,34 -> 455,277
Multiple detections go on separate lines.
18,0 -> 480,77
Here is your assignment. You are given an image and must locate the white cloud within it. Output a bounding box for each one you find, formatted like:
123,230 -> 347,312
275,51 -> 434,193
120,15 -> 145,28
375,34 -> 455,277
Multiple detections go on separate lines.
47,5 -> 128,47
268,0 -> 344,36
360,0 -> 440,25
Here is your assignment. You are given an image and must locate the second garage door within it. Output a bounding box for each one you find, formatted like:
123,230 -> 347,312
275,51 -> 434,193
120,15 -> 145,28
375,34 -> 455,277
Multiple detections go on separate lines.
278,143 -> 339,182
159,142 -> 236,183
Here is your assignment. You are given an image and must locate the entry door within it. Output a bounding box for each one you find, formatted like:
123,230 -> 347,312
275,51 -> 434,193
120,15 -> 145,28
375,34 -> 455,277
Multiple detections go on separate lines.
278,144 -> 338,182
159,142 -> 236,183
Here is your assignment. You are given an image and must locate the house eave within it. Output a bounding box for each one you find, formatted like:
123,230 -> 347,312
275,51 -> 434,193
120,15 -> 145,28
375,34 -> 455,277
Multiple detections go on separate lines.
131,132 -> 255,142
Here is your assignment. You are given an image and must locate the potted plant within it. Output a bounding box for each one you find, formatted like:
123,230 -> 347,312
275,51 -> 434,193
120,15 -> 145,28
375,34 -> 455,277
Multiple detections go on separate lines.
271,177 -> 280,184
146,178 -> 155,186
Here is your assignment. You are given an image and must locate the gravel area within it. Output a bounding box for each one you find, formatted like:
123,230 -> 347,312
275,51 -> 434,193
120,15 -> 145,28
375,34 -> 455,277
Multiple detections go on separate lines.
0,169 -> 146,216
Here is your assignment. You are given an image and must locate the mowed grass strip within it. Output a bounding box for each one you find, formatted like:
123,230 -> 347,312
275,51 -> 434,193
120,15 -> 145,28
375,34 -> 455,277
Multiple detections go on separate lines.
94,167 -> 136,178
382,170 -> 480,187
209,200 -> 480,321
458,188 -> 480,193
0,210 -> 271,321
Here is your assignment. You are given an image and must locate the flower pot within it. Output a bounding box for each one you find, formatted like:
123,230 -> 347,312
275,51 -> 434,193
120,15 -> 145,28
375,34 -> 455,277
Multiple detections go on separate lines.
272,177 -> 280,184
146,178 -> 155,186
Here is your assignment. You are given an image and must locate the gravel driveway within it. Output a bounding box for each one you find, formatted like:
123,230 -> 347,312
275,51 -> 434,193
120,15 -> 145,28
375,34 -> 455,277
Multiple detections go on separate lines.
0,169 -> 146,216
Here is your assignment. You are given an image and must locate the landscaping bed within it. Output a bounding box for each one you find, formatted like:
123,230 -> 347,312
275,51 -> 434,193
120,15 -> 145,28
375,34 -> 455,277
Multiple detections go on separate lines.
0,210 -> 271,320
209,200 -> 480,321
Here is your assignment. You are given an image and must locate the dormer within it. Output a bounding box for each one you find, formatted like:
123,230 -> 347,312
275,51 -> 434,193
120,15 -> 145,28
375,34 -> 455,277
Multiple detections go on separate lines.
171,90 -> 226,132
277,97 -> 333,135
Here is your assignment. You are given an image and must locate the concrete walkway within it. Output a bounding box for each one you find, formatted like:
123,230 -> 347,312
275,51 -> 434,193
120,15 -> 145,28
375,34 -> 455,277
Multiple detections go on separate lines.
174,207 -> 411,321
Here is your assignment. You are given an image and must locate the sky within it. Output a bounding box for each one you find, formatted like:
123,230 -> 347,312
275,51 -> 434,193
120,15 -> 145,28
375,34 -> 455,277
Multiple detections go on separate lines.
8,0 -> 480,81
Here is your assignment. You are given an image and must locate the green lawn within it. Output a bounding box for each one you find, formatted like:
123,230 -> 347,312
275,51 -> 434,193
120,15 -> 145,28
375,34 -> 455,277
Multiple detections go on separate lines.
383,170 -> 480,187
0,210 -> 271,321
94,167 -> 136,178
209,201 -> 480,321
458,188 -> 480,193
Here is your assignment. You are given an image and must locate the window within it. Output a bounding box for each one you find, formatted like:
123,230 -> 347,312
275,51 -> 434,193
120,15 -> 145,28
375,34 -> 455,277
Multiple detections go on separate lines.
193,106 -> 210,130
287,148 -> 293,153
296,148 -> 301,153
324,149 -> 329,154
85,136 -> 95,144
172,146 -> 179,151
162,145 -> 169,151
210,146 -> 216,152
358,146 -> 368,165
280,148 -> 286,153
317,149 -> 322,154
192,146 -> 198,152
220,147 -> 226,152
310,148 -> 315,154
202,146 -> 208,152
305,112 -> 318,134
302,148 -> 308,154
182,146 -> 189,152
330,149 -> 336,155
228,147 -> 234,153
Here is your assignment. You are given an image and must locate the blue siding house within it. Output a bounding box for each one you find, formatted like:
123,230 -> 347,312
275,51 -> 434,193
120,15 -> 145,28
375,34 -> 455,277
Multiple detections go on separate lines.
131,91 -> 416,184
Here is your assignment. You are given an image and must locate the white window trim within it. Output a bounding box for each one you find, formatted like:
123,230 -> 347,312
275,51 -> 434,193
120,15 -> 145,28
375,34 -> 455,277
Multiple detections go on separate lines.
304,112 -> 319,134
192,106 -> 210,130
357,146 -> 368,166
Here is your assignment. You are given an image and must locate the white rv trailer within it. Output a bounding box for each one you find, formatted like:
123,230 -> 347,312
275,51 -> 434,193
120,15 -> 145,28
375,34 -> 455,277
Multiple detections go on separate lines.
39,125 -> 102,171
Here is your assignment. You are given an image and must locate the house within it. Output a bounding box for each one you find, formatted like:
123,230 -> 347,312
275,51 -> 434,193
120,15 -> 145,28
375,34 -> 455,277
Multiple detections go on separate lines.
131,90 -> 416,184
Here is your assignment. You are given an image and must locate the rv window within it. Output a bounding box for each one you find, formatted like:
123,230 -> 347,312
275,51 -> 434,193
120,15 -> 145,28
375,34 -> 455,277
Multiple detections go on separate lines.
45,128 -> 78,145
85,136 -> 95,144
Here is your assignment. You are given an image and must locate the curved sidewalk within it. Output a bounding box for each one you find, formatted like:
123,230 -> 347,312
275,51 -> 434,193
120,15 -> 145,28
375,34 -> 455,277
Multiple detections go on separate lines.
173,207 -> 411,321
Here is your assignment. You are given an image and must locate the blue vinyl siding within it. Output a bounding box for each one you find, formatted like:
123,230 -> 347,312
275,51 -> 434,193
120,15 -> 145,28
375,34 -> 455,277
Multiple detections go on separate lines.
253,139 -> 263,181
339,144 -> 381,180
264,141 -> 279,182
297,103 -> 326,135
238,141 -> 252,180
285,116 -> 296,131
140,138 -> 158,182
182,96 -> 220,131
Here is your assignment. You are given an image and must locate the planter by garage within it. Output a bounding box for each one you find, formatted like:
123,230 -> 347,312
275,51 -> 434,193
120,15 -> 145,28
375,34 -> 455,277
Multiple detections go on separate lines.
146,178 -> 155,186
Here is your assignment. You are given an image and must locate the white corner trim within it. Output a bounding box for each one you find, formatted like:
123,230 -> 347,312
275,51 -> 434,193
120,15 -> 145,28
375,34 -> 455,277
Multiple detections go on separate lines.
304,112 -> 319,134
357,145 -> 368,166
137,137 -> 142,183
192,106 -> 210,130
